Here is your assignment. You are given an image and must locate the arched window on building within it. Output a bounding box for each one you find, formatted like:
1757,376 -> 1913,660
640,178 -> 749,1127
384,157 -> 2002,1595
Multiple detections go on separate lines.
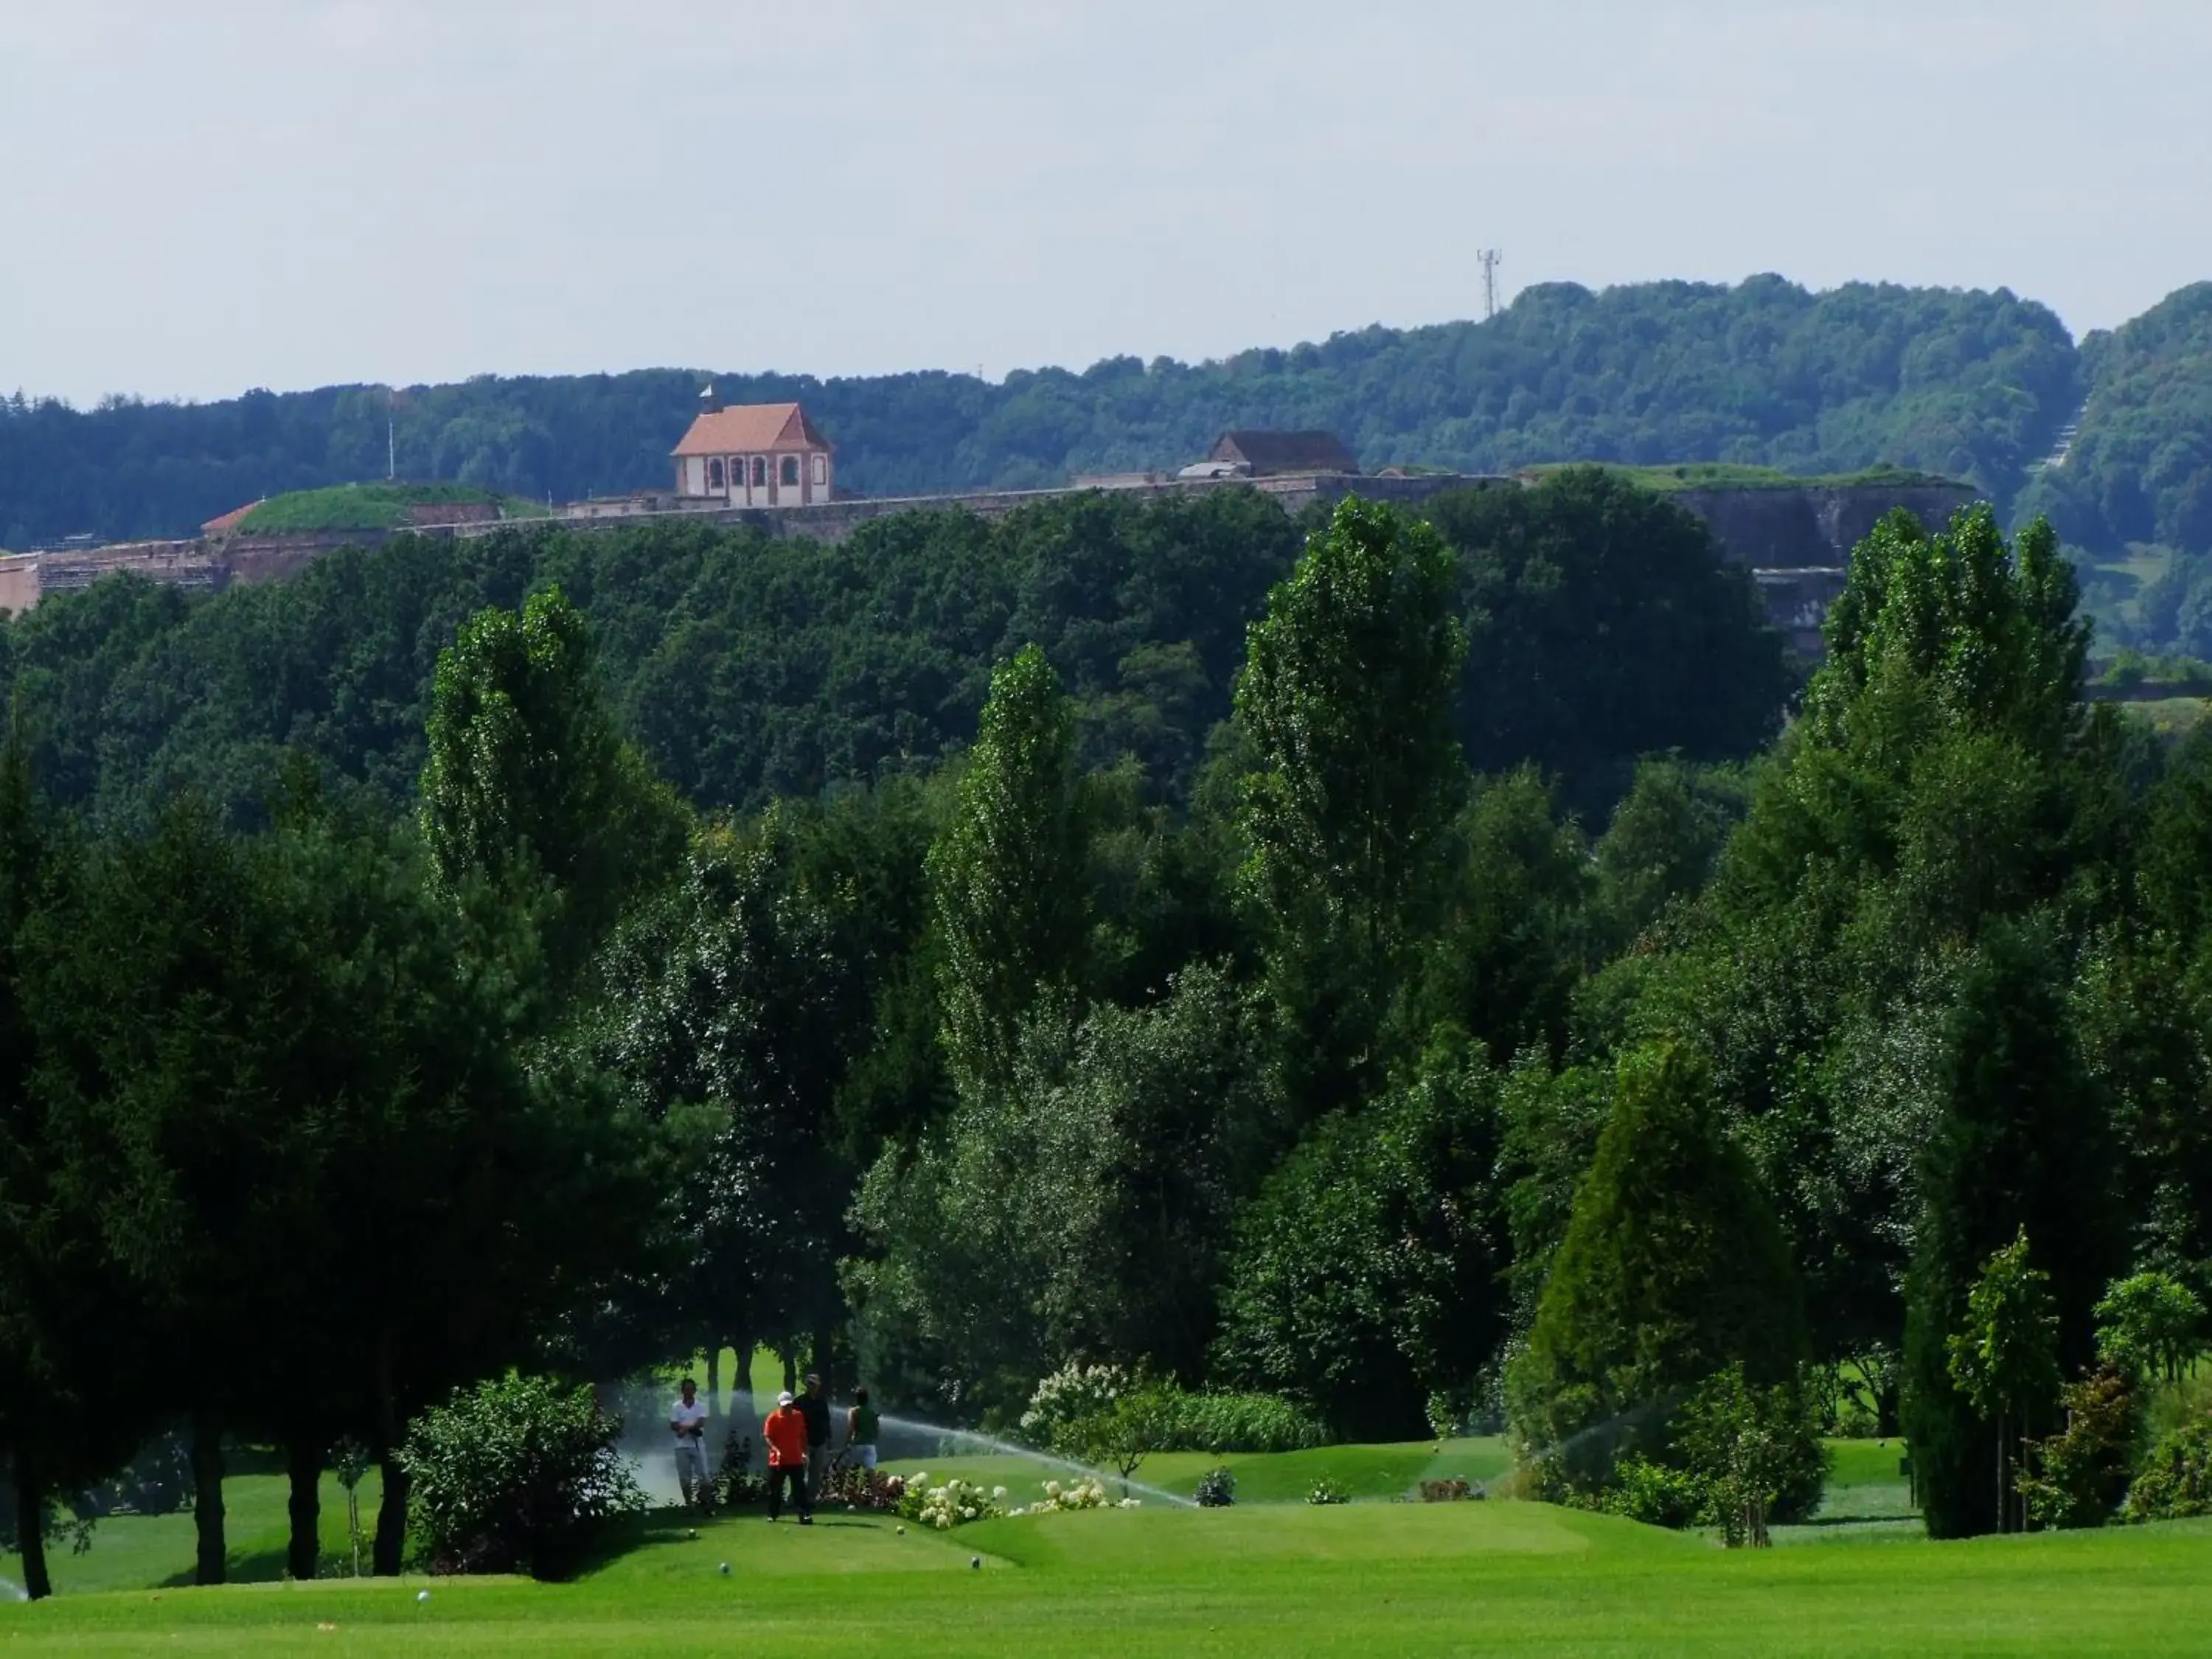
707,458 -> 725,490
811,453 -> 827,487
752,456 -> 768,487
781,455 -> 800,487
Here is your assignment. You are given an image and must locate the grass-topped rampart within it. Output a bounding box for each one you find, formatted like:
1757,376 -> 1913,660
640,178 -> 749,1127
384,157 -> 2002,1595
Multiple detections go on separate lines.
234,482 -> 549,533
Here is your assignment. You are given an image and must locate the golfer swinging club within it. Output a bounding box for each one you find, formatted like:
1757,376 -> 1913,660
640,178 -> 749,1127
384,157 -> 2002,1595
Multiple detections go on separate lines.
671,1377 -> 709,1508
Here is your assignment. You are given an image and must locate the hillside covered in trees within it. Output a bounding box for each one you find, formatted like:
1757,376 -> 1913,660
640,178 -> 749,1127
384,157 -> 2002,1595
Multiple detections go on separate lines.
0,475 -> 1786,830
12,274 -> 2201,555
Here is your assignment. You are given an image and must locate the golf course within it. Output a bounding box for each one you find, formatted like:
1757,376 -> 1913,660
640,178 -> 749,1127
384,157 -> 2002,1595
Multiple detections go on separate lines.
7,1436 -> 2212,1655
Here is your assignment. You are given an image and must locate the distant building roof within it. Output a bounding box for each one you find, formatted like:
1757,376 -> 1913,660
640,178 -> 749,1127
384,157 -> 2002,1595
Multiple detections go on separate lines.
672,402 -> 832,458
201,500 -> 261,535
1208,430 -> 1360,476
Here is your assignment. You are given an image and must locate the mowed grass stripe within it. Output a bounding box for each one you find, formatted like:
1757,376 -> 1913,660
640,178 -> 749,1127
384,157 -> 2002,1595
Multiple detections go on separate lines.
7,1507 -> 2212,1657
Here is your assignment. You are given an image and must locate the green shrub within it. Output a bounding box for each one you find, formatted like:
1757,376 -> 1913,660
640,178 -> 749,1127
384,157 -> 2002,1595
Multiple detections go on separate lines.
1193,1467 -> 1237,1508
712,1427 -> 764,1509
1598,1455 -> 1710,1530
2126,1416 -> 2212,1522
1022,1368 -> 1328,1459
1306,1474 -> 1350,1506
400,1373 -> 644,1579
2020,1368 -> 2137,1529
1155,1389 -> 1327,1453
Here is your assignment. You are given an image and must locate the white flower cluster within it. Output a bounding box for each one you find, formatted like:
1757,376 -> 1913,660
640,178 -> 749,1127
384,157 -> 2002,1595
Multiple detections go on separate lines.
1008,1478 -> 1144,1516
900,1473 -> 1009,1531
1018,1363 -> 1130,1447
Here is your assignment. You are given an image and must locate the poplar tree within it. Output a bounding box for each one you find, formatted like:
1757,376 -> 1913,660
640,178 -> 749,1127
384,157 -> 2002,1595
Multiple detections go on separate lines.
420,585 -> 686,984
927,644 -> 1091,1102
1233,497 -> 1466,1115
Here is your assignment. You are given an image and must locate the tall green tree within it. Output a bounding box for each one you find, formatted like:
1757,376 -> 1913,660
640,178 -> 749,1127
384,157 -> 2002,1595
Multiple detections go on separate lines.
1610,507 -> 2124,1380
927,644 -> 1091,1102
260,801 -> 656,1579
851,963 -> 1279,1418
1234,496 -> 1466,1115
1904,918 -> 2121,1538
1430,468 -> 1789,812
420,585 -> 686,982
26,785 -> 654,1583
1401,768 -> 1592,1065
1211,1042 -> 1502,1439
581,818 -> 863,1402
27,801 -> 315,1584
0,733 -> 139,1601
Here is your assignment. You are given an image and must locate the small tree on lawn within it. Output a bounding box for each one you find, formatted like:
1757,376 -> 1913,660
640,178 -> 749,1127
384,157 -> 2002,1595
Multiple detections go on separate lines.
2094,1272 -> 2208,1386
1672,1365 -> 1828,1548
1066,1387 -> 1172,1498
1947,1228 -> 2060,1534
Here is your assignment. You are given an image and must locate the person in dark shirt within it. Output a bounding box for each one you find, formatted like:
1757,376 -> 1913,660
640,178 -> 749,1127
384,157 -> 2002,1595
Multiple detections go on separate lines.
846,1387 -> 880,1471
799,1372 -> 833,1503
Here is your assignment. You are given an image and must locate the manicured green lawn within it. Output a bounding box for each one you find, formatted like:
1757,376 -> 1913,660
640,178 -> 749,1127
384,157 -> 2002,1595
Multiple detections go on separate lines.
18,1436 -> 2208,1655
8,1500 -> 2212,1655
0,1470 -> 383,1596
876,1436 -> 1512,1506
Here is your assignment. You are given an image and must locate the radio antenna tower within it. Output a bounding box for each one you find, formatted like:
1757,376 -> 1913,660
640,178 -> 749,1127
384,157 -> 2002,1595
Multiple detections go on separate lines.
1478,249 -> 1503,321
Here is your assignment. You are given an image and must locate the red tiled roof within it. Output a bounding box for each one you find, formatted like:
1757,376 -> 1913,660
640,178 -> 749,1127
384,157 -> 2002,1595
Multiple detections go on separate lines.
672,402 -> 832,458
201,501 -> 260,535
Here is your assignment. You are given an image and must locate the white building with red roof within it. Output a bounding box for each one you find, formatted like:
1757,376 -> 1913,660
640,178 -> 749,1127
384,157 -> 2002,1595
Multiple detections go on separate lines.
671,391 -> 835,507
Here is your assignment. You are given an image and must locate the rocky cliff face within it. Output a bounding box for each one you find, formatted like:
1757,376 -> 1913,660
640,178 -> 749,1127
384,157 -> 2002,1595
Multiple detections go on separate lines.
1667,481 -> 1983,655
1671,482 -> 1982,571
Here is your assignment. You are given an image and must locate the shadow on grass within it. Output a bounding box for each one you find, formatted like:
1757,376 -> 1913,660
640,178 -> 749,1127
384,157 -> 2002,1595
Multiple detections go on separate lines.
157,1546 -> 291,1590
568,1509 -> 708,1577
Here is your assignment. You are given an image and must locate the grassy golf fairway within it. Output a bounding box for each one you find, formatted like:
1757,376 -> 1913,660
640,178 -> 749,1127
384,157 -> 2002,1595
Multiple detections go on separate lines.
6,1501 -> 2212,1655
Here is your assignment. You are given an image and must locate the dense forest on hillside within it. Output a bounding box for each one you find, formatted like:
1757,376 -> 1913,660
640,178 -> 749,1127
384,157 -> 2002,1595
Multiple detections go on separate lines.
8,273 -> 2165,549
2020,283 -> 2212,555
0,475 -> 1785,828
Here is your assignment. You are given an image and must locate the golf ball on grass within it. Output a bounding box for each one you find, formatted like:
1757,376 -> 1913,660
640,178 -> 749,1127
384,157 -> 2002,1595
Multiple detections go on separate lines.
416,1591 -> 431,1604
718,1563 -> 730,1576
970,1557 -> 981,1570
896,1525 -> 905,1535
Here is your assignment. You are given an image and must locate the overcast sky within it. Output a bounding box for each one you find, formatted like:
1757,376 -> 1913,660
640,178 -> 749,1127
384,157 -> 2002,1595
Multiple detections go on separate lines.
3,1 -> 2206,406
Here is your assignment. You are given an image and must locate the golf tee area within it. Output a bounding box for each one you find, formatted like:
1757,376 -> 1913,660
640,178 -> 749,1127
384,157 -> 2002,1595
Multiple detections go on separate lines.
7,1439 -> 2212,1655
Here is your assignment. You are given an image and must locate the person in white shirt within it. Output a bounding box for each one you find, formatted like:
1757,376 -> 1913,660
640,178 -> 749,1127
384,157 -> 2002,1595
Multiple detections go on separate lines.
670,1377 -> 710,1508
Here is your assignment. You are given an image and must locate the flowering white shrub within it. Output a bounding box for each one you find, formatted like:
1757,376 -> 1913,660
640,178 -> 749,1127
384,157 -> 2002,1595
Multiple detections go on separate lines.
895,1473 -> 1008,1531
1008,1478 -> 1144,1517
1019,1363 -> 1129,1448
